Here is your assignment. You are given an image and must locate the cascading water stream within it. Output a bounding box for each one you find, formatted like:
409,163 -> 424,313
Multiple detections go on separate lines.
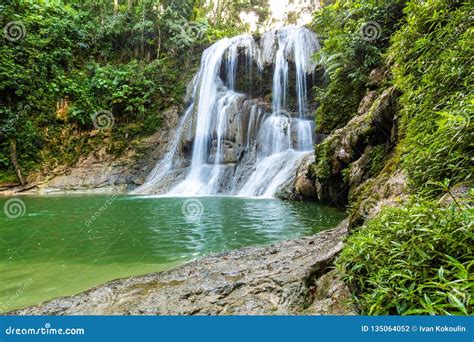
167,35 -> 259,196
237,26 -> 320,197
272,29 -> 289,116
133,26 -> 320,197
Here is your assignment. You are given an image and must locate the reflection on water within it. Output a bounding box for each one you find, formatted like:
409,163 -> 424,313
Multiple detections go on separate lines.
0,195 -> 344,312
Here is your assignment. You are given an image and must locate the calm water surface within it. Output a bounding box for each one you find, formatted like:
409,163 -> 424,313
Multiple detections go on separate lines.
0,195 -> 345,312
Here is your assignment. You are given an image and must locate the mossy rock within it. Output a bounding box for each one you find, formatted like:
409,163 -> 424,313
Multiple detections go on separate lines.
309,86 -> 399,206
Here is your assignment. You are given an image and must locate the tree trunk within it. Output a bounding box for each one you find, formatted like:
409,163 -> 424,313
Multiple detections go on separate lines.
10,140 -> 26,186
156,26 -> 161,59
141,3 -> 145,57
114,0 -> 119,13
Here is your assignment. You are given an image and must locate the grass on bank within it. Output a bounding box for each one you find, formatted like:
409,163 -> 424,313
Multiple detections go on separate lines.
338,197 -> 473,315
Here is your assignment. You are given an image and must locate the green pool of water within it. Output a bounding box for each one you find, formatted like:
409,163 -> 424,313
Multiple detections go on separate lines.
0,195 -> 345,313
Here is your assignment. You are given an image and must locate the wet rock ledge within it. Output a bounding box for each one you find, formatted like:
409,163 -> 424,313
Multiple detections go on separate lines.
9,221 -> 355,315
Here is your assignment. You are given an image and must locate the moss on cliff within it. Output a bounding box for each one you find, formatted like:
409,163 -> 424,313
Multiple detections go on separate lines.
310,0 -> 473,316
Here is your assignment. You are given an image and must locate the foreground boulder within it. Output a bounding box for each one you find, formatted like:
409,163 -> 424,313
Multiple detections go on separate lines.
9,221 -> 355,315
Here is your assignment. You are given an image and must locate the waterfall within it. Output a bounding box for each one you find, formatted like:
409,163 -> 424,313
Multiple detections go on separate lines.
133,26 -> 320,197
272,29 -> 289,116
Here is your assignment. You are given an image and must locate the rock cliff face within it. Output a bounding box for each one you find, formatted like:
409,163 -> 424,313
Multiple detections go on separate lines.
8,221 -> 355,316
311,86 -> 400,204
279,67 -> 405,218
0,106 -> 182,195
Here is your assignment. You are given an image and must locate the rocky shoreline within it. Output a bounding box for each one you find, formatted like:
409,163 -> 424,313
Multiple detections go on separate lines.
8,220 -> 355,316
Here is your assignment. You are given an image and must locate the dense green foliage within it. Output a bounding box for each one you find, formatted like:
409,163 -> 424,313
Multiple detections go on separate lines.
0,0 -> 247,180
390,0 -> 473,195
312,0 -> 473,315
311,0 -> 405,133
1,0 -> 472,317
339,198 -> 473,315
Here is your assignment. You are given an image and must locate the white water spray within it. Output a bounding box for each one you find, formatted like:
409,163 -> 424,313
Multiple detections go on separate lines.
134,26 -> 320,197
